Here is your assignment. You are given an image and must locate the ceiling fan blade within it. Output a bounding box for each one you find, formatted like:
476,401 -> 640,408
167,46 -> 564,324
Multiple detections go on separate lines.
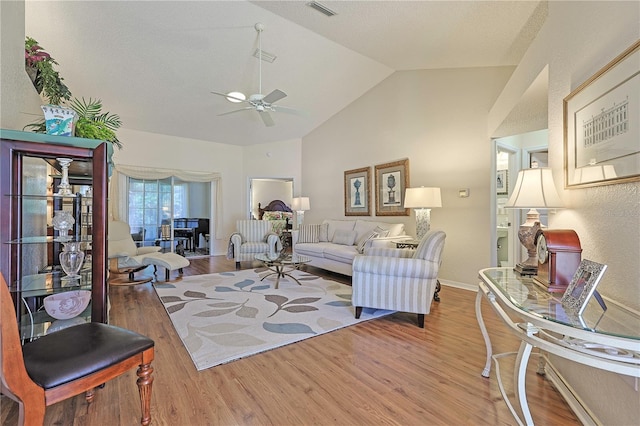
262,89 -> 287,104
218,107 -> 253,116
272,105 -> 307,117
211,91 -> 247,103
259,111 -> 275,127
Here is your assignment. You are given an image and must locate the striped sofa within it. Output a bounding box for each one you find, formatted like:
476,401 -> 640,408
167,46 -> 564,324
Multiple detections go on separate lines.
352,230 -> 446,328
292,219 -> 410,276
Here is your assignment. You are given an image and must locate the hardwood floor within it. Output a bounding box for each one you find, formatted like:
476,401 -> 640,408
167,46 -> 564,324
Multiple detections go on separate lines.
2,256 -> 580,425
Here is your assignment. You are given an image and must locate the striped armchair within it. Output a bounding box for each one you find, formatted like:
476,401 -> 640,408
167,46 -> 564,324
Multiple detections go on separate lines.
352,230 -> 446,328
231,220 -> 282,269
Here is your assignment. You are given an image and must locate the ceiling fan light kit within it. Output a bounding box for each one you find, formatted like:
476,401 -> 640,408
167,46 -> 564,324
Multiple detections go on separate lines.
211,22 -> 302,127
225,92 -> 246,103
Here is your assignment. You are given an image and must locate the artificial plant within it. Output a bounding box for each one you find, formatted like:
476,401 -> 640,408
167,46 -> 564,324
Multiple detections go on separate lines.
23,37 -> 123,148
25,37 -> 71,105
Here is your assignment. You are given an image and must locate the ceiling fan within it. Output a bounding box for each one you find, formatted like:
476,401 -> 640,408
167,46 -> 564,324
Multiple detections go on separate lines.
211,23 -> 300,127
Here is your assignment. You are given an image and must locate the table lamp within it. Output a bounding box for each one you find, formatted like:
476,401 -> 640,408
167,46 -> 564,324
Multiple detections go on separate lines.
291,197 -> 310,229
403,187 -> 442,240
505,167 -> 563,275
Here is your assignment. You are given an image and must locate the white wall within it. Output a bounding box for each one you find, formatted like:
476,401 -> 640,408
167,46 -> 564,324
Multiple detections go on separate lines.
0,1 -> 43,130
490,2 -> 640,424
301,67 -> 514,285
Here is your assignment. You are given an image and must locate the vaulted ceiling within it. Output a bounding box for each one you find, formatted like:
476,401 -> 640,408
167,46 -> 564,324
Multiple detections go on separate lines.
25,1 -> 546,146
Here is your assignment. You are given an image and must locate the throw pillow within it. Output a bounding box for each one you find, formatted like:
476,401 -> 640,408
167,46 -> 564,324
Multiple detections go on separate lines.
356,230 -> 379,254
332,229 -> 357,246
374,226 -> 390,238
298,224 -> 320,243
318,223 -> 329,242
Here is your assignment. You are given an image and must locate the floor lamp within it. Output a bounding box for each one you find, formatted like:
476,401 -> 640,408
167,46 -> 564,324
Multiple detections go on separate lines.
291,197 -> 310,229
404,187 -> 442,240
505,167 -> 563,275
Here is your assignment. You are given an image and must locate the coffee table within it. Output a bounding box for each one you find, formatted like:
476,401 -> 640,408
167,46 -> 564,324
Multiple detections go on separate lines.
255,253 -> 311,289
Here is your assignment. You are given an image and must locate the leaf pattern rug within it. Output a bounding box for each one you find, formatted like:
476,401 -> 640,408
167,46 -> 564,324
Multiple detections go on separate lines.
153,268 -> 392,371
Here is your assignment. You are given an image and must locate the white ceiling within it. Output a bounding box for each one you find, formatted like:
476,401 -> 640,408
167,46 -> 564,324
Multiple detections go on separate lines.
25,1 -> 546,146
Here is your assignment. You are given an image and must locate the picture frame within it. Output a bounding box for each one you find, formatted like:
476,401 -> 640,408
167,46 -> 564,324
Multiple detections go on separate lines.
344,167 -> 370,216
564,40 -> 640,189
561,259 -> 608,315
496,169 -> 508,195
374,159 -> 410,216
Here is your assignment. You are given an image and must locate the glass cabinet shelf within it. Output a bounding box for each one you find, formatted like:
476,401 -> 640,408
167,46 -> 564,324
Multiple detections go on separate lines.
9,270 -> 92,298
19,304 -> 91,342
4,193 -> 80,199
5,236 -> 93,244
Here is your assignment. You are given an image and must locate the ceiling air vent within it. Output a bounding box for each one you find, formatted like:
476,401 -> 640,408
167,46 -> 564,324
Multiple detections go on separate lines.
306,1 -> 337,17
253,49 -> 277,63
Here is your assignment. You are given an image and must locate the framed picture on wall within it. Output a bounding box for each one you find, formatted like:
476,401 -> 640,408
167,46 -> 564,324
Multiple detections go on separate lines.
496,170 -> 508,195
374,159 -> 410,216
564,40 -> 640,189
344,167 -> 370,216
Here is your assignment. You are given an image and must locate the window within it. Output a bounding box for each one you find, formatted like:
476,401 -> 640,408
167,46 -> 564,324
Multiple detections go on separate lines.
128,177 -> 174,247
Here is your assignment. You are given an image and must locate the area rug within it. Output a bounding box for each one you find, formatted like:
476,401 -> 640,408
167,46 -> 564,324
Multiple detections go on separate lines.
153,269 -> 392,371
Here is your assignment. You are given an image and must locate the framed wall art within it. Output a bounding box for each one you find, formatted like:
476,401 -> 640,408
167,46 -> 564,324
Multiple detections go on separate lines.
344,167 -> 370,216
564,40 -> 640,188
496,170 -> 508,195
561,259 -> 608,316
374,159 -> 410,216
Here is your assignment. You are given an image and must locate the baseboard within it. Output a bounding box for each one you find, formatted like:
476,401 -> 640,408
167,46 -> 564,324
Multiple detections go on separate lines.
543,356 -> 599,425
439,279 -> 476,292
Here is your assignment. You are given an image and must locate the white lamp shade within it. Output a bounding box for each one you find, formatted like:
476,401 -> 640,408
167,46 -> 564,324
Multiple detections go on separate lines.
505,168 -> 563,209
403,187 -> 442,208
292,197 -> 310,211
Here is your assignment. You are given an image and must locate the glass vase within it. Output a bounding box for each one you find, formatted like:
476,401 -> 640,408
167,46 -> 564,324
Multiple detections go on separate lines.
52,210 -> 75,242
59,241 -> 85,279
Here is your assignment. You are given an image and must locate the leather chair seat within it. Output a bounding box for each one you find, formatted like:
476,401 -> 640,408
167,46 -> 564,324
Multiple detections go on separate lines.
23,323 -> 154,390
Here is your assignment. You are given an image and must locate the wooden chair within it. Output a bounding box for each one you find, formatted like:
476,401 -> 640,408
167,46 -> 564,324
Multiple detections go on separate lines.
0,273 -> 155,425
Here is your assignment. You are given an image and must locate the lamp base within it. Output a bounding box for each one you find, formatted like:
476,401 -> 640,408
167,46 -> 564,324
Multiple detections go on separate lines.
415,208 -> 432,240
514,262 -> 537,276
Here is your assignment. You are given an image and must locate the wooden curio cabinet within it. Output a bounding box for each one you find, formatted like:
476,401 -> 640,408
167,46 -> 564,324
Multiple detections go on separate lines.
0,130 -> 111,340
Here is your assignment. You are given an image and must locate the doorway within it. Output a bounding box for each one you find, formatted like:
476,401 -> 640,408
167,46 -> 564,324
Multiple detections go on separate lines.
127,177 -> 211,257
249,178 -> 293,219
493,129 -> 549,267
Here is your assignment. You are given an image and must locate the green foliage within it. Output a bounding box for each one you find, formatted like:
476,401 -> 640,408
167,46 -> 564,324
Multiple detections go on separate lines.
23,35 -> 124,149
25,37 -> 71,105
70,98 -> 123,149
23,97 -> 123,149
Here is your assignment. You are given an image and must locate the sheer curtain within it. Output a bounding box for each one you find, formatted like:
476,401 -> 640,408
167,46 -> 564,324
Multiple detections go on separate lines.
110,165 -> 223,239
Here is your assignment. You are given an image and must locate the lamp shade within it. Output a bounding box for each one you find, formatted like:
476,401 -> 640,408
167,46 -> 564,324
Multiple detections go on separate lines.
404,187 -> 442,208
292,197 -> 310,211
505,168 -> 563,209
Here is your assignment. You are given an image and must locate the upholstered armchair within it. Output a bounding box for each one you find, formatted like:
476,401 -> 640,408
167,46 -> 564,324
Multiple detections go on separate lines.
230,220 -> 282,269
352,230 -> 446,328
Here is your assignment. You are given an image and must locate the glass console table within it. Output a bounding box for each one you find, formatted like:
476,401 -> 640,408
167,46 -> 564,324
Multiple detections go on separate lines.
476,268 -> 640,425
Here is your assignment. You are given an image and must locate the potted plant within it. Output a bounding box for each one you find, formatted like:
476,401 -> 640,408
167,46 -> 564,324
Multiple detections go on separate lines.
25,37 -> 71,105
24,37 -> 123,148
70,97 -> 123,149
